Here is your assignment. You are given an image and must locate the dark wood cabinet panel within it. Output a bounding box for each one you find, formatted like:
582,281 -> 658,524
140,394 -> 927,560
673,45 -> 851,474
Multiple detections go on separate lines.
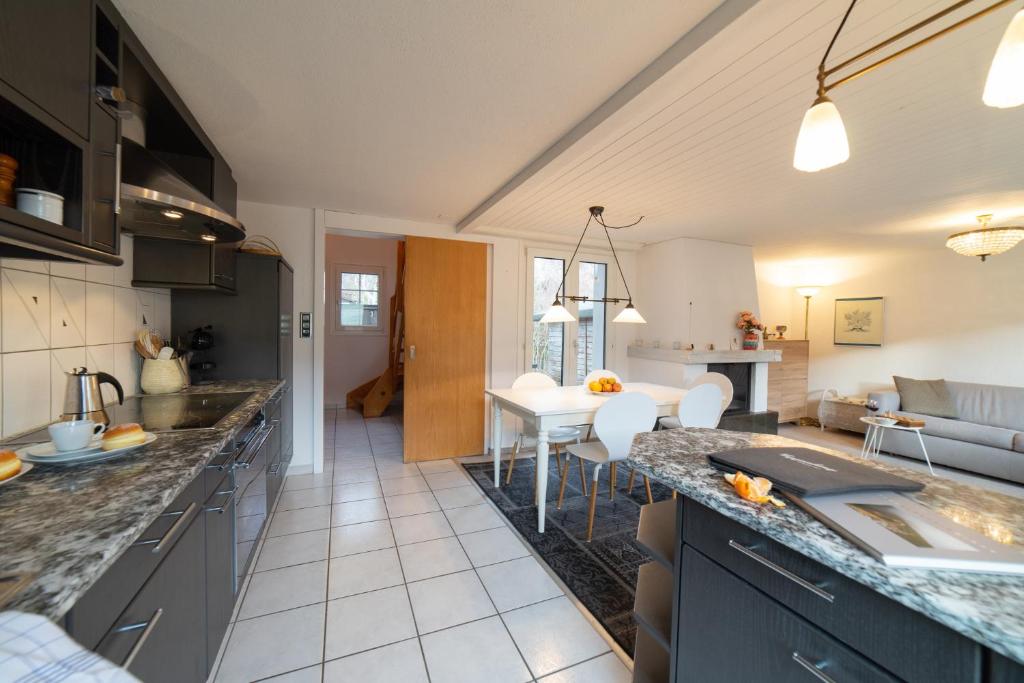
0,0 -> 91,140
204,482 -> 236,672
88,103 -> 119,252
133,237 -> 237,292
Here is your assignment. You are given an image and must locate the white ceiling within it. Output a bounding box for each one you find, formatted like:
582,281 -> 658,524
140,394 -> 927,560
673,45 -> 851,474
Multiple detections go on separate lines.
114,0 -> 1024,254
112,0 -> 724,223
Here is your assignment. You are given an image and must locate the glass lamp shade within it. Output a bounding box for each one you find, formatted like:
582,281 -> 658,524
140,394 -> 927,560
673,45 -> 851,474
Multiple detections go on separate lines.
983,9 -> 1024,109
796,286 -> 820,298
612,303 -> 646,324
793,96 -> 850,172
539,301 -> 575,323
946,227 -> 1024,260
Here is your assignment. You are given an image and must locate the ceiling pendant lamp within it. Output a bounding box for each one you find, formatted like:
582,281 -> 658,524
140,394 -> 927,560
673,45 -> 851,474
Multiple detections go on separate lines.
946,214 -> 1024,261
983,7 -> 1024,108
795,0 -> 1022,172
539,206 -> 647,325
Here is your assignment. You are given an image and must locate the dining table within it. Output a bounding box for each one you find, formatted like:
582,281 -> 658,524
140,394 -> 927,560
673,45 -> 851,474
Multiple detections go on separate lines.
485,382 -> 688,532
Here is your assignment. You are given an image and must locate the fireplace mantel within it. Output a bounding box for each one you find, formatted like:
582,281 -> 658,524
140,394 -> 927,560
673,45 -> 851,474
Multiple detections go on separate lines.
626,346 -> 781,364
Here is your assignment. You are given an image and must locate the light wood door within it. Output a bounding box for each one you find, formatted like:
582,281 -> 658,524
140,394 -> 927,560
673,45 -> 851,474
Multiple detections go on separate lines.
403,236 -> 487,461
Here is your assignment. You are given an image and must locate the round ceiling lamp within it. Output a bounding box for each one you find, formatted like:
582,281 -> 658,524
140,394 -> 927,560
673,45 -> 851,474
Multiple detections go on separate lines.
946,214 -> 1024,261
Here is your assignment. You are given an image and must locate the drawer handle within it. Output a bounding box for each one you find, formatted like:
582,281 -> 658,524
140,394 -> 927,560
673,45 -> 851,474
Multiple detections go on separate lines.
132,502 -> 200,554
728,539 -> 834,603
792,651 -> 837,683
115,607 -> 163,669
234,426 -> 275,470
205,486 -> 239,514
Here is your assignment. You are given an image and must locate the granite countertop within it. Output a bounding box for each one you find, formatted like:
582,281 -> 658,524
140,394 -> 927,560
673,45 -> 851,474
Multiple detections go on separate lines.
627,428 -> 1024,665
0,379 -> 284,620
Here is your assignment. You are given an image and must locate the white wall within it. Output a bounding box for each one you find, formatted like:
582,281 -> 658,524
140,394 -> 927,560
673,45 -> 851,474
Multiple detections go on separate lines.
324,234 -> 398,407
237,200 -> 316,468
629,236 -> 761,386
756,245 -> 1024,406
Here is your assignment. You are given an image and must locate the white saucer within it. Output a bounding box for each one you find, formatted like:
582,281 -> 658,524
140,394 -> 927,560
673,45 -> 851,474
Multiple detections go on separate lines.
24,438 -> 103,458
0,462 -> 33,486
18,433 -> 158,466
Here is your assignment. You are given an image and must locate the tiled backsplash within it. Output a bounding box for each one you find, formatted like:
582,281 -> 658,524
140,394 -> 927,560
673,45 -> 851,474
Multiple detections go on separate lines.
0,235 -> 171,437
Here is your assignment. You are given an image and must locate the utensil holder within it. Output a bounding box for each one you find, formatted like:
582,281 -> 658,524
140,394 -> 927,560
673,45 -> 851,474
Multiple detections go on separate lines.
140,359 -> 185,395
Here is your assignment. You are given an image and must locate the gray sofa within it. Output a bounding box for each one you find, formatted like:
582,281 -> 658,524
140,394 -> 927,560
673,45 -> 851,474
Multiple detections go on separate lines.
868,381 -> 1024,484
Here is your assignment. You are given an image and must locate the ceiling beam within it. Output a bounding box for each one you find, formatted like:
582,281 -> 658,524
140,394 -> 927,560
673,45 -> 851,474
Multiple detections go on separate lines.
456,0 -> 763,233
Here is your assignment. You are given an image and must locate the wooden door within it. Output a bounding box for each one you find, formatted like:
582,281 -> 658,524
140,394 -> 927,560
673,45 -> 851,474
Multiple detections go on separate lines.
404,236 -> 487,461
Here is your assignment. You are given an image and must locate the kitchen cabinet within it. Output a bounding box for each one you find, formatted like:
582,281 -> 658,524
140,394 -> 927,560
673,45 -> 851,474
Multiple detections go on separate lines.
88,102 -> 119,253
204,475 -> 236,668
132,237 -> 237,292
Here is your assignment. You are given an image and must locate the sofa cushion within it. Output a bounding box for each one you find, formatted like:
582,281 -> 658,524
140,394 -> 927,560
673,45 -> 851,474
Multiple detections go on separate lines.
1014,432 -> 1024,454
899,411 -> 1017,450
946,381 -> 1024,431
893,377 -> 958,419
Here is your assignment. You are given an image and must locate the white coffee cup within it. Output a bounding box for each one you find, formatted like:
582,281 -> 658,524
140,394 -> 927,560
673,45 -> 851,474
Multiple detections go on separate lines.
48,420 -> 107,452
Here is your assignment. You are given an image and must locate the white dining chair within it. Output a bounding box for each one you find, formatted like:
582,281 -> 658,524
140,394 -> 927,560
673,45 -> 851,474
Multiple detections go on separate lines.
659,373 -> 731,429
579,368 -> 623,440
658,382 -> 724,430
505,372 -> 583,494
562,392 -> 657,542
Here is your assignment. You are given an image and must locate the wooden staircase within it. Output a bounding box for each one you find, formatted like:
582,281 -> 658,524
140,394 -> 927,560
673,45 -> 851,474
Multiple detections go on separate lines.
346,242 -> 405,418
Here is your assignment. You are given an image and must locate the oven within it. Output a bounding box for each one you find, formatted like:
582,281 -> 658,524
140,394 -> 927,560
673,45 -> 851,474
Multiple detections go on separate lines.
225,413 -> 275,592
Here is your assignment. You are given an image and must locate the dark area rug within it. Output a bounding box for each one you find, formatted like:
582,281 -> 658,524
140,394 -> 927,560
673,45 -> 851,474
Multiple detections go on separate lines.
461,455 -> 674,654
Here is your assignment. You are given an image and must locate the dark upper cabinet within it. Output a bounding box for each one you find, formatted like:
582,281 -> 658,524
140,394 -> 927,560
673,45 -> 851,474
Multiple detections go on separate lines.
132,237 -> 237,293
88,102 -> 119,253
0,0 -> 92,140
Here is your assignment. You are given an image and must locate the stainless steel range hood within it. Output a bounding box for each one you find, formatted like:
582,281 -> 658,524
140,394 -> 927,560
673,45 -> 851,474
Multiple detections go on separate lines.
119,140 -> 245,243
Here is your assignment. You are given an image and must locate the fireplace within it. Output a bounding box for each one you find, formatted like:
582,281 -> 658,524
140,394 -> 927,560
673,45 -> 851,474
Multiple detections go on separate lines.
707,362 -> 751,414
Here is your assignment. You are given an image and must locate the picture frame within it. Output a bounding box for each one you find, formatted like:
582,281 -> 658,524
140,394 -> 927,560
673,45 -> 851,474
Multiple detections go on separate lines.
834,297 -> 884,346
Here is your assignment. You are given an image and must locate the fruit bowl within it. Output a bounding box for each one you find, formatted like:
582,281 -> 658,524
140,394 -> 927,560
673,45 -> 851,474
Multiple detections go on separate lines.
587,378 -> 623,395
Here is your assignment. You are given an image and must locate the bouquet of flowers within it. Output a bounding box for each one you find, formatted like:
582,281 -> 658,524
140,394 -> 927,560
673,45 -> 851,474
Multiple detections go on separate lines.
736,311 -> 765,334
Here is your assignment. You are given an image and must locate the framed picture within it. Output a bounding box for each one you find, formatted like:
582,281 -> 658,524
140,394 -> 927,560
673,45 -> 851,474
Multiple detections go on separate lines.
834,297 -> 884,346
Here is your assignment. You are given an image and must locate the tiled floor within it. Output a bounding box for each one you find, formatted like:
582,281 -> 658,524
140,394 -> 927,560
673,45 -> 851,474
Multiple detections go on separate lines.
211,407 -> 631,683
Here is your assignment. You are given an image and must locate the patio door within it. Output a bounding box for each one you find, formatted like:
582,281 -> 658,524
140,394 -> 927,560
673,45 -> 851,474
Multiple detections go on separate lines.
527,249 -> 613,386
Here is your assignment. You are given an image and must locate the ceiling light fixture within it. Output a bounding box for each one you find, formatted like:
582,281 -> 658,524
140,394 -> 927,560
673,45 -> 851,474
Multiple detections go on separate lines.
161,208 -> 184,219
795,0 -> 1022,173
946,214 -> 1024,261
200,233 -> 217,242
539,206 -> 646,325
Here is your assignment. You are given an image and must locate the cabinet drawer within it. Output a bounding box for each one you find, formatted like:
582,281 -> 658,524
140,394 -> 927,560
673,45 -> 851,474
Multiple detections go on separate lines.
679,547 -> 899,683
69,475 -> 205,649
682,499 -> 981,682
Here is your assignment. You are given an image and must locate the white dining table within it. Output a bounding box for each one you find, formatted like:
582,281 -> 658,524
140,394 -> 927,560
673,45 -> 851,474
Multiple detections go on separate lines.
485,382 -> 688,532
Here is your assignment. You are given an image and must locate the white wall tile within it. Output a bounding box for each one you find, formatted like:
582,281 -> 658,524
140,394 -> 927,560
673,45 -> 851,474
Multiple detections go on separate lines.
114,287 -> 140,343
154,294 -> 171,339
3,350 -> 50,436
85,263 -> 115,285
2,269 -> 51,352
113,235 -> 134,288
50,261 -> 86,280
85,344 -> 117,403
136,290 -> 154,332
50,347 -> 86,419
85,283 -> 114,345
113,342 -> 140,398
50,277 -> 86,348
1,259 -> 48,274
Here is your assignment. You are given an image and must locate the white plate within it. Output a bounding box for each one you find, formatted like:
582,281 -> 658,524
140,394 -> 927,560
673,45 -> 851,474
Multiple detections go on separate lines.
18,433 -> 158,466
587,389 -> 624,396
0,461 -> 33,486
24,438 -> 103,458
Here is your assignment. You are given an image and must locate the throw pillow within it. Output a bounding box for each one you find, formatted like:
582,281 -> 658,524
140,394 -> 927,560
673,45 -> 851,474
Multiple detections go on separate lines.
893,376 -> 958,419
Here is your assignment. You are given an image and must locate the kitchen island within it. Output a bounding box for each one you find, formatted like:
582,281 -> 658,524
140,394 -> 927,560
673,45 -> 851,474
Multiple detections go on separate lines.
626,428 -> 1024,682
0,379 -> 288,682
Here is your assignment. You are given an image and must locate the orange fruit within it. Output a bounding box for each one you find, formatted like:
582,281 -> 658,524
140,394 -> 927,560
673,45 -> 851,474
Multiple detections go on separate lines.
612,383 -> 623,392
588,381 -> 602,392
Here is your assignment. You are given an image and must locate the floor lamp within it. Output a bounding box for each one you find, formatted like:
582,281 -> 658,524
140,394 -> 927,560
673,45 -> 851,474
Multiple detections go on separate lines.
796,287 -> 820,340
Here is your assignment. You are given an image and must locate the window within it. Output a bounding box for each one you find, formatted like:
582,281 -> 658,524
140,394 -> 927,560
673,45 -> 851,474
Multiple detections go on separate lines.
531,256 -> 565,384
331,264 -> 385,334
576,261 -> 607,383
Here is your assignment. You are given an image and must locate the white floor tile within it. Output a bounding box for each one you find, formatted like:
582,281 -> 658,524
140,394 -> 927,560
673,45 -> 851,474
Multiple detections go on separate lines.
276,487 -> 334,511
284,473 -> 334,491
380,475 -> 431,496
407,570 -> 496,633
459,527 -> 530,567
268,506 -> 332,537
376,462 -> 423,480
325,586 -> 417,659
216,604 -> 325,683
330,519 -> 394,557
502,596 -> 609,678
420,616 -> 532,683
332,498 -> 389,526
433,486 -> 485,510
334,481 -> 383,503
256,529 -> 330,572
397,537 -> 471,582
385,491 -> 441,518
477,556 -> 563,612
329,547 -> 404,599
424,470 -> 470,491
334,466 -> 379,485
417,459 -> 459,475
261,664 -> 323,682
238,561 -> 328,620
538,652 -> 631,682
390,511 -> 454,546
323,638 -> 428,683
444,503 -> 506,535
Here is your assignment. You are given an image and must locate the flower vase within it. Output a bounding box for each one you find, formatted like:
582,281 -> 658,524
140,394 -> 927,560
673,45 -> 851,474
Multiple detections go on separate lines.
742,331 -> 759,350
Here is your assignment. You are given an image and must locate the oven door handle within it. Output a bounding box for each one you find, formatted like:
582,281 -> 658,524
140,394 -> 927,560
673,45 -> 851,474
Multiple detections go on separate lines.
233,424 -> 275,470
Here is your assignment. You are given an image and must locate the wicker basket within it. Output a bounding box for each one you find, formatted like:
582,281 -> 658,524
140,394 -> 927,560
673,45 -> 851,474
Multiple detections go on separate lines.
238,236 -> 282,256
140,359 -> 186,395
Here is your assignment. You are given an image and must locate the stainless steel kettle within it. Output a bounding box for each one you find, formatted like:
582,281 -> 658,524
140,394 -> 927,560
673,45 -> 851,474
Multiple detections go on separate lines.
62,367 -> 124,426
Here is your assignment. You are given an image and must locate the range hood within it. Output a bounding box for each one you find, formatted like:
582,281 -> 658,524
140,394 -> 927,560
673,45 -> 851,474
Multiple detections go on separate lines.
119,140 -> 245,243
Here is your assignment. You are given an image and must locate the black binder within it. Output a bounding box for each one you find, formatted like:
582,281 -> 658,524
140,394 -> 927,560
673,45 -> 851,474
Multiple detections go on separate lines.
707,447 -> 924,496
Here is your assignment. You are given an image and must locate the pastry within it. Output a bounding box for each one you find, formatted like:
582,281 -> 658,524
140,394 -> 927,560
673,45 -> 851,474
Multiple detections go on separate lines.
0,450 -> 22,481
102,423 -> 147,451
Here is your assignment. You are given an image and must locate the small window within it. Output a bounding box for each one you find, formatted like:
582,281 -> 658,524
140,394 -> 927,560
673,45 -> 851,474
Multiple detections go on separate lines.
331,264 -> 385,334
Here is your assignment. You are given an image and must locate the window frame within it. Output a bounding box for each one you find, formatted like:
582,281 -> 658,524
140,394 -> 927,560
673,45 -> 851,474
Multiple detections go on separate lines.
330,262 -> 386,336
